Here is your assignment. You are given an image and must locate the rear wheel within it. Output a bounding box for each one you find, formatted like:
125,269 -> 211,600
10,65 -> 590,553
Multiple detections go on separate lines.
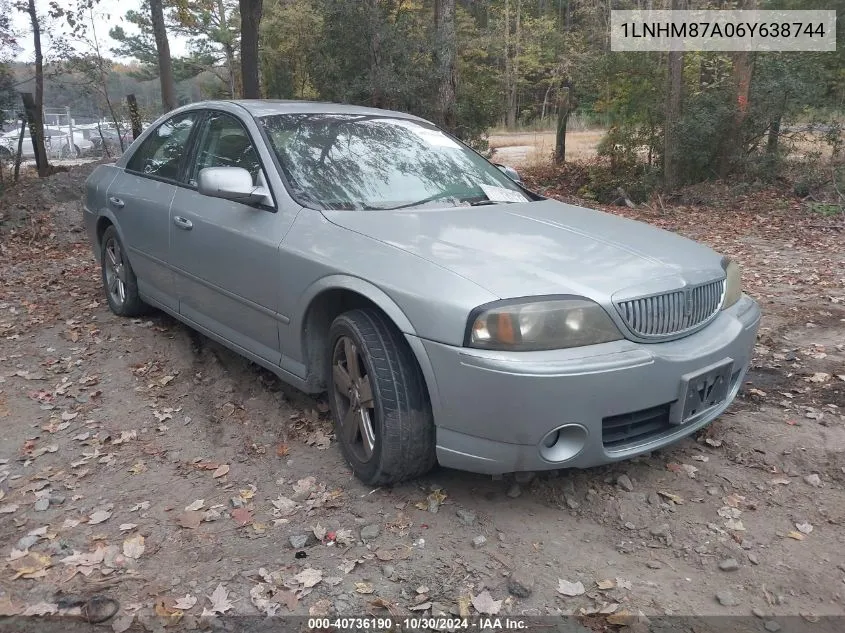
327,309 -> 436,485
100,226 -> 146,317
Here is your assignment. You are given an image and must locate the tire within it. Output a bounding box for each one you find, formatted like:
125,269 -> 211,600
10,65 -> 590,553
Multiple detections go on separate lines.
100,226 -> 146,317
327,308 -> 436,485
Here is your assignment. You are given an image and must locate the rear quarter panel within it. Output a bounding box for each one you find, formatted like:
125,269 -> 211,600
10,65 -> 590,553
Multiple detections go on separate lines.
83,165 -> 122,261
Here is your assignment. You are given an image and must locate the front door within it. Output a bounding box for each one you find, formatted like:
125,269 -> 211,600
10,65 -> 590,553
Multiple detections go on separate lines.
169,111 -> 288,364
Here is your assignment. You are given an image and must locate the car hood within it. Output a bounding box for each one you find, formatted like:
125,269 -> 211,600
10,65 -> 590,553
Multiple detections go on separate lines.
323,199 -> 724,300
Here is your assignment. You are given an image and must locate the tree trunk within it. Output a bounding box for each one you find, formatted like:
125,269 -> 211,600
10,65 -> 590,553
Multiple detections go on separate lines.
150,0 -> 177,111
719,0 -> 756,178
13,117 -> 26,182
224,42 -> 237,98
21,92 -> 48,177
554,85 -> 570,164
127,94 -> 143,140
26,0 -> 48,177
664,0 -> 685,190
503,0 -> 521,129
239,0 -> 263,99
434,0 -> 457,134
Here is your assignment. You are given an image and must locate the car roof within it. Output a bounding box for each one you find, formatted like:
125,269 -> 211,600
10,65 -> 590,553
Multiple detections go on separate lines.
186,99 -> 426,123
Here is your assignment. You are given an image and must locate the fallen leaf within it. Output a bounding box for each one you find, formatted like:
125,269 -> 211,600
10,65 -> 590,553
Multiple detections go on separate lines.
122,534 -> 145,559
557,579 -> 585,597
355,582 -> 375,594
615,578 -> 633,590
657,491 -> 684,504
276,443 -> 290,457
596,579 -> 615,590
806,372 -> 830,383
177,511 -> 204,529
154,598 -> 181,618
206,584 -> 233,614
607,610 -> 636,626
185,499 -> 205,512
271,495 -> 298,517
313,523 -> 327,541
725,519 -> 746,531
231,507 -> 253,526
370,597 -> 407,617
212,464 -> 230,478
11,552 -> 52,579
119,523 -> 137,532
173,594 -> 197,610
409,601 -> 432,611
292,476 -> 316,497
88,510 -> 112,525
0,504 -> 19,514
787,530 -> 806,541
129,501 -> 150,512
21,602 -> 58,616
0,596 -> 23,616
335,528 -> 354,546
471,590 -> 502,615
309,599 -> 331,617
458,595 -> 472,618
293,568 -> 322,588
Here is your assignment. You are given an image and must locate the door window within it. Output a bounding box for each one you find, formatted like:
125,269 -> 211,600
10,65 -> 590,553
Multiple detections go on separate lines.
190,113 -> 263,185
126,112 -> 198,181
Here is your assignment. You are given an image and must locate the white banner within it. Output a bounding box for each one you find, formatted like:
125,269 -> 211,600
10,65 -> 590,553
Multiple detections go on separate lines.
611,10 -> 836,52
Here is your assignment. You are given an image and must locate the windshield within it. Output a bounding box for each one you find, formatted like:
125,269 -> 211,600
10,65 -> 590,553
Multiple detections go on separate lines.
259,114 -> 530,211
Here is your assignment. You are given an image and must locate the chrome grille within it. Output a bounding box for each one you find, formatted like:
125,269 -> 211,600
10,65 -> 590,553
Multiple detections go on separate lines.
616,279 -> 725,339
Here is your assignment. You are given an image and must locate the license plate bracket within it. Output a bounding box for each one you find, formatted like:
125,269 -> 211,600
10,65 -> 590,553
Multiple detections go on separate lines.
670,359 -> 734,425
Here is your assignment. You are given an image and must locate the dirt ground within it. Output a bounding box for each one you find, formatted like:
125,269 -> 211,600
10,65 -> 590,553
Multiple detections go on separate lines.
0,164 -> 844,631
489,130 -> 603,167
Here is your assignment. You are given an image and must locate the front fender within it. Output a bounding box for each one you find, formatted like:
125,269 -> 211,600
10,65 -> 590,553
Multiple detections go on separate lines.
296,274 -> 418,335
294,275 -> 443,415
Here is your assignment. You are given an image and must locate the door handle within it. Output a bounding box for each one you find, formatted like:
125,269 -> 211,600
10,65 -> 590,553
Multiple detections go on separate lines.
173,216 -> 193,230
108,196 -> 125,209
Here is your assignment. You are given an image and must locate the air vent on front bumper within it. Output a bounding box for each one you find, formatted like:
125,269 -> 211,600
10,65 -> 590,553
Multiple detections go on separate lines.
615,279 -> 725,340
602,404 -> 672,449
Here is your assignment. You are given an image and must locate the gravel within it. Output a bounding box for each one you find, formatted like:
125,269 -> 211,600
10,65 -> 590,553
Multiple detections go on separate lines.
617,474 -> 634,492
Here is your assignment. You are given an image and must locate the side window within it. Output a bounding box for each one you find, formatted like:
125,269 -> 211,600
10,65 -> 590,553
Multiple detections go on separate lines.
126,112 -> 198,181
191,113 -> 262,185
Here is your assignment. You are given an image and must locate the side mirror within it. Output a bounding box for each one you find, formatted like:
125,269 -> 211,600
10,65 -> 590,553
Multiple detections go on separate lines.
197,167 -> 271,206
495,163 -> 522,185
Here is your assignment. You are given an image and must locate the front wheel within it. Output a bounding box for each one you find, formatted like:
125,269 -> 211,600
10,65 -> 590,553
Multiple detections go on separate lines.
327,309 -> 436,485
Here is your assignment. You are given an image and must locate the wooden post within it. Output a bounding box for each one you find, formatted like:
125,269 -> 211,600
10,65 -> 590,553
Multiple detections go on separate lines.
19,92 -> 49,176
13,118 -> 26,182
554,85 -> 571,165
127,94 -> 142,140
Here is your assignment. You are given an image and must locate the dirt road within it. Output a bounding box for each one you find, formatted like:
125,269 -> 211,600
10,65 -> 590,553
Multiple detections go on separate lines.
0,166 -> 844,630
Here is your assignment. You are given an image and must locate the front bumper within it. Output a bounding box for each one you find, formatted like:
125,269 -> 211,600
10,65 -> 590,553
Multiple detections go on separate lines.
414,295 -> 761,475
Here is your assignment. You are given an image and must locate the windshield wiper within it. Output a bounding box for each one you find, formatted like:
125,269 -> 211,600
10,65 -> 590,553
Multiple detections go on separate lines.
376,190 -> 463,210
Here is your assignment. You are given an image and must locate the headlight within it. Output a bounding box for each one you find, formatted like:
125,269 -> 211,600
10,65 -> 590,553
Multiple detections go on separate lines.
722,257 -> 742,309
466,297 -> 623,351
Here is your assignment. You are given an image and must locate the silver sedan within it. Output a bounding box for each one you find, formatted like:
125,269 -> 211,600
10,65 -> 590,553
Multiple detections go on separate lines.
83,100 -> 761,484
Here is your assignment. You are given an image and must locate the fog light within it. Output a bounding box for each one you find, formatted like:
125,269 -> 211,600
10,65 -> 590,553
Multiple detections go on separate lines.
538,424 -> 588,463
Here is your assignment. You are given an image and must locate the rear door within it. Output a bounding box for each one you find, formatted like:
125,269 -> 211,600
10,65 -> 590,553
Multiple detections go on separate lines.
105,111 -> 201,311
169,110 -> 291,364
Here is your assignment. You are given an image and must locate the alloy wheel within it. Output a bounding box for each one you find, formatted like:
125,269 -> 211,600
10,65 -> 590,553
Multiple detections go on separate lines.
104,237 -> 127,307
331,335 -> 376,462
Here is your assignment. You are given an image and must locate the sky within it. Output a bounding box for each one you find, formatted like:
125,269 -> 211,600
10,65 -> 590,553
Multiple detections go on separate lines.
10,0 -> 190,63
